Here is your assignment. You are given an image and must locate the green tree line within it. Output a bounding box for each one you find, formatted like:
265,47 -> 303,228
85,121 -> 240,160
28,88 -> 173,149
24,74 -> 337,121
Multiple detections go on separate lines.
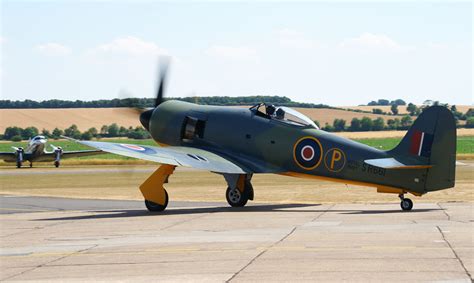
318,115 -> 474,132
2,124 -> 150,141
0,96 -> 331,109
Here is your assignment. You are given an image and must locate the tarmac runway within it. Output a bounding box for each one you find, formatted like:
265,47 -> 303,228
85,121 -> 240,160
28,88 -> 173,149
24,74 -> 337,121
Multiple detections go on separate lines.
1,195 -> 473,282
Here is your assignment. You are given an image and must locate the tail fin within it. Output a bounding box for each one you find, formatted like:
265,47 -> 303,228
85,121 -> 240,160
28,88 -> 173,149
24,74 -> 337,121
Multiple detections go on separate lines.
389,106 -> 456,191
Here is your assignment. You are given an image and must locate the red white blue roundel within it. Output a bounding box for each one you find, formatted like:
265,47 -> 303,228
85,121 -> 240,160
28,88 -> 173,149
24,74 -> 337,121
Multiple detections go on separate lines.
118,144 -> 157,154
120,144 -> 146,151
293,137 -> 323,170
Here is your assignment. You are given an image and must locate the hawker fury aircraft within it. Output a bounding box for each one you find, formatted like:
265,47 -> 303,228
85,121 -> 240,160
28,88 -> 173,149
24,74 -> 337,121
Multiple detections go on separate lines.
67,60 -> 457,212
0,135 -> 102,168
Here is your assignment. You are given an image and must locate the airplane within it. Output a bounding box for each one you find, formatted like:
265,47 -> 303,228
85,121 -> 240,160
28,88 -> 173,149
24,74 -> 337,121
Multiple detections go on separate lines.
67,61 -> 456,212
0,135 -> 102,168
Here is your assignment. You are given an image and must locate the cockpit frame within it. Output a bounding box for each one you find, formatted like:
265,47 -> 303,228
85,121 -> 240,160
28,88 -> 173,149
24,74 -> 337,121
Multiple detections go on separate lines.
249,103 -> 319,129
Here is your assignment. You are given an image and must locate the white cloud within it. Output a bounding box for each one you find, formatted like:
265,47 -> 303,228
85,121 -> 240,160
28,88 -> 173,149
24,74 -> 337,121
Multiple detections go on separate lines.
92,36 -> 168,56
35,43 -> 71,56
0,37 -> 5,44
278,28 -> 319,49
340,33 -> 402,50
206,45 -> 258,61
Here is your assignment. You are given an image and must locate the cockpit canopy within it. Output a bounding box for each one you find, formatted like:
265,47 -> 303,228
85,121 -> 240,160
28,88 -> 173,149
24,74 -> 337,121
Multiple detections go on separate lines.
249,103 -> 319,129
32,135 -> 46,141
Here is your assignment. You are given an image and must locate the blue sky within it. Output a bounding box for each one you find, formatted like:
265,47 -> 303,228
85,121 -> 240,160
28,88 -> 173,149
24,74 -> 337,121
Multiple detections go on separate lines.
1,1 -> 472,106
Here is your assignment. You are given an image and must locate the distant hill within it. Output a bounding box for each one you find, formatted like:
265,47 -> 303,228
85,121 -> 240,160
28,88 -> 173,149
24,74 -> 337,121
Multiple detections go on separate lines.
344,105 -> 473,115
0,96 -> 331,109
0,106 -> 437,133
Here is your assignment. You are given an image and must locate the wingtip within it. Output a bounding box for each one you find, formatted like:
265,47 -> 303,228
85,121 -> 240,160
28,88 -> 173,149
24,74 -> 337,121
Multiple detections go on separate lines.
60,135 -> 76,141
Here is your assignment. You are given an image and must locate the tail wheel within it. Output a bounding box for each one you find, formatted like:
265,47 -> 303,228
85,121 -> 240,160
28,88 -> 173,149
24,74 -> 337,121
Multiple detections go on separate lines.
16,162 -> 21,168
400,198 -> 413,211
226,181 -> 253,207
144,189 -> 169,212
54,161 -> 60,168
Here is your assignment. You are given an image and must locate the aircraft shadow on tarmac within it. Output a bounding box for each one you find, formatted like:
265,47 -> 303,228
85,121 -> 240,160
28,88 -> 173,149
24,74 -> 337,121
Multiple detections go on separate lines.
35,203 -> 442,221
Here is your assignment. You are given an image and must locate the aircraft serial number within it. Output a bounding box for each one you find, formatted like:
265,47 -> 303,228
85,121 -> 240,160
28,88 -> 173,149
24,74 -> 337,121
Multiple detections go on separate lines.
362,163 -> 386,176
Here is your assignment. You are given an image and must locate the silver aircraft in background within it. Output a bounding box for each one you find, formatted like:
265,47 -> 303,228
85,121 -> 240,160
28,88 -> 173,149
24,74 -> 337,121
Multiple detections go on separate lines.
0,135 -> 102,168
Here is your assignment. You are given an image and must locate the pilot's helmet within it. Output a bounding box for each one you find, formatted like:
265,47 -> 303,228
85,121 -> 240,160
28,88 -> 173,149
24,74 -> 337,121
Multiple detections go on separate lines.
266,104 -> 276,116
276,108 -> 285,119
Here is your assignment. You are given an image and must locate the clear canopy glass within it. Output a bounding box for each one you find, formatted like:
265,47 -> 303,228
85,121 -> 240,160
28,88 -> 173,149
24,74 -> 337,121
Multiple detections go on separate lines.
277,106 -> 319,129
249,103 -> 319,129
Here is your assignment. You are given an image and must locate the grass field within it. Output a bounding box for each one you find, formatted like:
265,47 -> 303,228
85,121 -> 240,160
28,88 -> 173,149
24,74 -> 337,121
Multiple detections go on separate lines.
0,136 -> 472,165
357,135 -> 473,153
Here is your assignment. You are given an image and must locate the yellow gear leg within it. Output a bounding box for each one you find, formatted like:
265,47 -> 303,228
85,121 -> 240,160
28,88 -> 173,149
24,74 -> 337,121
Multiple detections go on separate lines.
139,164 -> 175,205
236,174 -> 246,193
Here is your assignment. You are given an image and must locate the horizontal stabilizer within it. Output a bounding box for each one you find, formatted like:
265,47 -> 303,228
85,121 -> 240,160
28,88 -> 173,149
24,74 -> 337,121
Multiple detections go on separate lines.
364,158 -> 433,170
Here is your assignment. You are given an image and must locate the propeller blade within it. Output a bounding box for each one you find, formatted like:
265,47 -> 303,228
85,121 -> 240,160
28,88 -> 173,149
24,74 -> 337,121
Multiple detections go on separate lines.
155,57 -> 170,107
116,89 -> 149,115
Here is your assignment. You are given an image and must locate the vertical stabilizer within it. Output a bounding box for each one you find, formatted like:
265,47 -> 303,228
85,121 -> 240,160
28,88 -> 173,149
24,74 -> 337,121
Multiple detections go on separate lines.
389,106 -> 456,191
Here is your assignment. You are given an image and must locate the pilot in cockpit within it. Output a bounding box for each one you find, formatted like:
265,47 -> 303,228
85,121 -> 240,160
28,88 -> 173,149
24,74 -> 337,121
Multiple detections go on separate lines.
265,104 -> 276,116
275,108 -> 285,120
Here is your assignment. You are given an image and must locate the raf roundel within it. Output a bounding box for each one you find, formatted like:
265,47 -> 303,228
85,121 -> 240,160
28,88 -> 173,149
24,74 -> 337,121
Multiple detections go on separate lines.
293,137 -> 323,170
120,144 -> 146,151
118,144 -> 157,154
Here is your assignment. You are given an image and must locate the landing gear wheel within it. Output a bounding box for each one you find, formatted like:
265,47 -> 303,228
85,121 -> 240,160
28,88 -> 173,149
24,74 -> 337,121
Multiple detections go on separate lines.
400,198 -> 413,211
16,162 -> 21,168
29,162 -> 33,168
226,186 -> 248,207
54,161 -> 60,168
144,190 -> 168,212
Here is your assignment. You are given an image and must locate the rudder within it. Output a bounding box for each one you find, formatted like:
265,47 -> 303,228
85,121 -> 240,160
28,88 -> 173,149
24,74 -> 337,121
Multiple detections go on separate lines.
389,106 -> 456,191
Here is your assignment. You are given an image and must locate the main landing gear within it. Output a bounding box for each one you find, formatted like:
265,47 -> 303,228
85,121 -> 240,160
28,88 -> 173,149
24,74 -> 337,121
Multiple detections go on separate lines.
399,194 -> 413,211
15,148 -> 24,168
140,164 -> 174,212
139,166 -> 254,212
225,174 -> 254,207
145,190 -> 169,212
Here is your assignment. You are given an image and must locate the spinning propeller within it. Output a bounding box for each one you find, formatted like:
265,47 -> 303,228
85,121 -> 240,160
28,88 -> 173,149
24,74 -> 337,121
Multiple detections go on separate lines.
139,58 -> 169,131
154,57 -> 169,108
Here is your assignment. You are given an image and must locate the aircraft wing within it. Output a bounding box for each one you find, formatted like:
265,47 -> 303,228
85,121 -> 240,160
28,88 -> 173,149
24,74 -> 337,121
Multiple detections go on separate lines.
0,152 -> 16,162
35,150 -> 103,162
66,139 -> 247,174
60,150 -> 103,158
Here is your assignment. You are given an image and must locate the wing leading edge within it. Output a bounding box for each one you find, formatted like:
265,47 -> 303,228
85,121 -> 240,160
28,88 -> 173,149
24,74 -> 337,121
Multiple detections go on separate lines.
34,150 -> 103,162
66,138 -> 246,174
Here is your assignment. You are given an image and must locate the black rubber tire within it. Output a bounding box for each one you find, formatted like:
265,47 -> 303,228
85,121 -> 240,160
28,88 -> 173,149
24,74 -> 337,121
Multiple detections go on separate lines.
29,163 -> 33,168
54,161 -> 60,168
16,162 -> 21,168
145,190 -> 169,212
226,186 -> 249,207
400,198 -> 413,211
246,181 -> 254,201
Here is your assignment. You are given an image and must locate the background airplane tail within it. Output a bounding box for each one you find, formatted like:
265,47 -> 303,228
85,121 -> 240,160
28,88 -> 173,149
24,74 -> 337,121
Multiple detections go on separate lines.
389,106 -> 457,191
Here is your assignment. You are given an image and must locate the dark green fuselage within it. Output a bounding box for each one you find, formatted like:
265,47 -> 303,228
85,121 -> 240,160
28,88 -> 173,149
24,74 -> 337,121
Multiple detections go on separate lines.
148,101 -> 449,195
